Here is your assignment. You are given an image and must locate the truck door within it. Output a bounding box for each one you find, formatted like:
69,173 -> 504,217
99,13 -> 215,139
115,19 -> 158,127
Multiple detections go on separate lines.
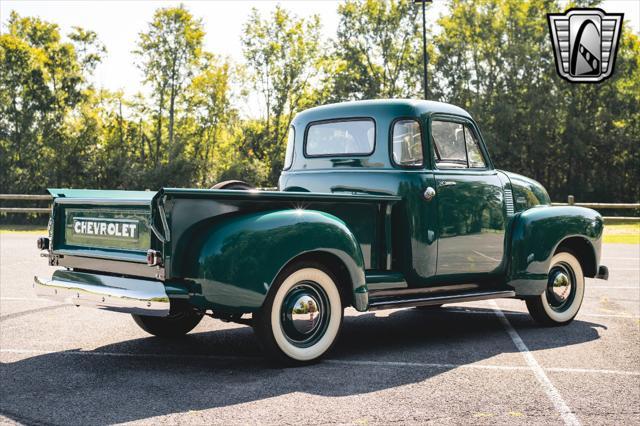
429,117 -> 507,276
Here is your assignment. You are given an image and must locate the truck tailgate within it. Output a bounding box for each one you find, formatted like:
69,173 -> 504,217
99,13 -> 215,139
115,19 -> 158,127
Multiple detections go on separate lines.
49,189 -> 158,264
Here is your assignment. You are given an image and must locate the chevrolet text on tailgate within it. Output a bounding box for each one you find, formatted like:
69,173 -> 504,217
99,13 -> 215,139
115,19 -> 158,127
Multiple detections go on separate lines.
35,100 -> 608,364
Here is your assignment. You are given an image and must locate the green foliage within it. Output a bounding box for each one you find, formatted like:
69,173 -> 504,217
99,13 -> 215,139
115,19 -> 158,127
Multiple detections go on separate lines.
328,0 -> 423,100
242,6 -> 324,182
0,0 -> 638,207
0,12 -> 98,193
135,5 -> 205,165
433,0 -> 640,202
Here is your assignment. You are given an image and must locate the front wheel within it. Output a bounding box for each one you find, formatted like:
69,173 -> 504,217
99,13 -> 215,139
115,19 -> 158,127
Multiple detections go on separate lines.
526,251 -> 585,326
253,262 -> 343,364
132,310 -> 204,338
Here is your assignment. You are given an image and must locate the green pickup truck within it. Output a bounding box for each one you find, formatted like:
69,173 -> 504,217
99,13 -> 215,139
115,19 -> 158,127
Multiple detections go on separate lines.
35,99 -> 608,364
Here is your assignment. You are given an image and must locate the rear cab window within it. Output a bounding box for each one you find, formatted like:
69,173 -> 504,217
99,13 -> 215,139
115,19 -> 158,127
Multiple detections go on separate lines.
431,119 -> 487,169
391,119 -> 423,167
305,119 -> 375,157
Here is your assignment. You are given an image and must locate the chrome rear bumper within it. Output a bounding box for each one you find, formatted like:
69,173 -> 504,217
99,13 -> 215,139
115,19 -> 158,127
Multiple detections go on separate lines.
34,270 -> 170,317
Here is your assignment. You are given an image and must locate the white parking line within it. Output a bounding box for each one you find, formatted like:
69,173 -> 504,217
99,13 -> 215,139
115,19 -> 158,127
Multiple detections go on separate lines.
491,301 -> 581,426
579,313 -> 639,319
472,250 -> 501,262
1,348 -> 638,377
443,307 -> 639,320
588,286 -> 639,289
544,367 -> 640,376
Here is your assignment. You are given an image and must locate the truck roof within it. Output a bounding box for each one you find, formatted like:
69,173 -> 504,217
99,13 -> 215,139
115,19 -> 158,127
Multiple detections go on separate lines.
293,99 -> 472,125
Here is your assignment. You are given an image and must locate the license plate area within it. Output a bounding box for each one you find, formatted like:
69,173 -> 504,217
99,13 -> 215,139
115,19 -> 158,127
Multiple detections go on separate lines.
64,207 -> 151,251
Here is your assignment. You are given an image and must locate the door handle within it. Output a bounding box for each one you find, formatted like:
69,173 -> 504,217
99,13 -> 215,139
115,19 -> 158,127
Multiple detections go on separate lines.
438,181 -> 457,187
423,187 -> 436,201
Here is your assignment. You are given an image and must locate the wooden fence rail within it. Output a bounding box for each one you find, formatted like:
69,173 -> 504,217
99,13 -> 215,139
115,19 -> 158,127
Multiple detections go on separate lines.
1,194 -> 639,221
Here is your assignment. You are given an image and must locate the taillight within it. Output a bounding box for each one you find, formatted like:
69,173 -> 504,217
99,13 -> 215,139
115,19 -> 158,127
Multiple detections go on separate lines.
37,237 -> 50,250
146,249 -> 162,266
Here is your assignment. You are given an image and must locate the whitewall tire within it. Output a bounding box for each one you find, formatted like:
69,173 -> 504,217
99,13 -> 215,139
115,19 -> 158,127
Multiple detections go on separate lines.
253,262 -> 343,364
526,251 -> 585,326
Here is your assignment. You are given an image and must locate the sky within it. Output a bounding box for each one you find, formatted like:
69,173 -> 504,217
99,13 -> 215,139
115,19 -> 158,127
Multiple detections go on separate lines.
1,0 -> 638,116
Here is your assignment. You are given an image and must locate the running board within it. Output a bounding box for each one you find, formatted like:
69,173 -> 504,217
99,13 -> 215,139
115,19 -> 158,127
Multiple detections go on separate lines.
367,290 -> 516,311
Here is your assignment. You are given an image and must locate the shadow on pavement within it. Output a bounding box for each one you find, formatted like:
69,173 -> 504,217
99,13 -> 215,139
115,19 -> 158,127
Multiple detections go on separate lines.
0,307 -> 604,425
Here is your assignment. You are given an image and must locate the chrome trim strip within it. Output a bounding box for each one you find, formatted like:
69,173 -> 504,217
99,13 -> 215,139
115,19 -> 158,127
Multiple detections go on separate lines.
367,290 -> 516,311
504,189 -> 515,215
54,198 -> 152,206
369,283 -> 479,297
34,273 -> 170,317
54,250 -> 147,264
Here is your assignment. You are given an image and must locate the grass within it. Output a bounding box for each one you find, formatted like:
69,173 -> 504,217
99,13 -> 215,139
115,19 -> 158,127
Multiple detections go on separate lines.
603,220 -> 640,244
0,225 -> 47,234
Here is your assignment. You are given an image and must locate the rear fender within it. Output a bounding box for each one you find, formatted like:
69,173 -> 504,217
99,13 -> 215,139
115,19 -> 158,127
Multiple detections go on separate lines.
507,206 -> 603,296
181,209 -> 367,313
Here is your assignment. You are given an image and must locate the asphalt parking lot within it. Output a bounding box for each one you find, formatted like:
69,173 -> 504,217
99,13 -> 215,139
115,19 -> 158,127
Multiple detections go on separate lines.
1,232 -> 638,425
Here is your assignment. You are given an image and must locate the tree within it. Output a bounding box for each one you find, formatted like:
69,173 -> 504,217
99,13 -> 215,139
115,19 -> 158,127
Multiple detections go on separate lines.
0,12 -> 100,194
432,0 -> 640,202
329,0 -> 424,100
182,54 -> 239,186
69,26 -> 106,76
134,5 -> 204,165
242,6 -> 323,181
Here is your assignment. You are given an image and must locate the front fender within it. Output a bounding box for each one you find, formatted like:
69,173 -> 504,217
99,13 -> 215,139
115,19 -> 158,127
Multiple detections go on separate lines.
183,209 -> 366,313
507,206 -> 603,296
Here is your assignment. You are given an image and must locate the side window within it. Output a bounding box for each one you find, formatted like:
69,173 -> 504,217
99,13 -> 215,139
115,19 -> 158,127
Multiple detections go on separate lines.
392,119 -> 423,167
464,126 -> 486,168
431,120 -> 487,169
305,119 -> 375,157
283,126 -> 295,170
432,121 -> 467,168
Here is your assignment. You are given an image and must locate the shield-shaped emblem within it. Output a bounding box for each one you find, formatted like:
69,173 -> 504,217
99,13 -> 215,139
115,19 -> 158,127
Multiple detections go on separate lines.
548,8 -> 623,83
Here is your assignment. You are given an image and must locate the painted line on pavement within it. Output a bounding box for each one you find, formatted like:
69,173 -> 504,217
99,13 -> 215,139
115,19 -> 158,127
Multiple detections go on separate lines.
491,300 -> 581,426
1,349 -> 639,377
587,286 -> 639,289
472,250 -> 501,262
579,312 -> 639,319
441,307 -> 639,320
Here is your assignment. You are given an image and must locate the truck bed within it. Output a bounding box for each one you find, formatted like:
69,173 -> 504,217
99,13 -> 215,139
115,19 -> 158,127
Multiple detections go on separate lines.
48,188 -> 400,280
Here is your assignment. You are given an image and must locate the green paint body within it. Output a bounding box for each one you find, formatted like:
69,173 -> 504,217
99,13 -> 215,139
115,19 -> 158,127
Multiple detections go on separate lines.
48,100 -> 604,314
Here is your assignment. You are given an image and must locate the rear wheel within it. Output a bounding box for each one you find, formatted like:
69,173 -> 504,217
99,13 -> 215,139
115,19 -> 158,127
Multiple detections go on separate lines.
253,261 -> 343,364
132,310 -> 204,338
526,251 -> 585,326
211,180 -> 254,190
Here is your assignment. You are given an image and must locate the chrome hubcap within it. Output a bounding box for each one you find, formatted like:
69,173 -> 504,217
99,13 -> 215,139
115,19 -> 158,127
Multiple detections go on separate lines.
551,271 -> 572,302
546,263 -> 576,312
280,281 -> 330,348
290,294 -> 322,335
